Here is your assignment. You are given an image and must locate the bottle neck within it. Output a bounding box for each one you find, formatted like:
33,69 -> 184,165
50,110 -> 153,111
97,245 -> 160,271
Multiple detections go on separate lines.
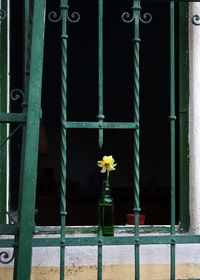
104,181 -> 110,196
100,180 -> 107,197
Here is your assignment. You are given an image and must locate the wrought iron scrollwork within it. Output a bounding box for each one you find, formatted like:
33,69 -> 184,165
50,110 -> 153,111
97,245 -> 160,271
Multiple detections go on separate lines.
48,4 -> 80,23
67,10 -> 80,23
48,10 -> 62,22
192,15 -> 200,26
0,88 -> 26,148
10,88 -> 27,108
0,9 -> 6,21
121,4 -> 140,23
0,250 -> 14,264
10,89 -> 25,103
139,13 -> 152,24
121,9 -> 135,23
122,4 -> 152,24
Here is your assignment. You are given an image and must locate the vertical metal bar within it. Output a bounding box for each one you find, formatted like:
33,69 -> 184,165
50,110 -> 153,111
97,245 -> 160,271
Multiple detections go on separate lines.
13,1 -> 46,279
17,0 -> 33,229
13,0 -> 33,269
132,1 -> 141,279
60,1 -> 68,279
6,0 -> 10,224
122,4 -> 151,277
0,0 -> 8,224
24,0 -> 33,91
97,0 -> 104,149
169,2 -> 176,280
178,2 -> 189,232
97,230 -> 103,280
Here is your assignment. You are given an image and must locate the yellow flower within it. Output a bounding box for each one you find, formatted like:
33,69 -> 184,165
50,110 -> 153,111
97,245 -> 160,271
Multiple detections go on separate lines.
97,155 -> 117,174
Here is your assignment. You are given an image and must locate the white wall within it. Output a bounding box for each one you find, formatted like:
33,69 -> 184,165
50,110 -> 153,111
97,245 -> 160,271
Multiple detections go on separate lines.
1,243 -> 200,267
189,2 -> 200,234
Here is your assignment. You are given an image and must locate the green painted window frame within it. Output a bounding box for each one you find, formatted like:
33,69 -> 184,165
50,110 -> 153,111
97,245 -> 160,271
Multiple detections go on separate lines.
178,2 -> 190,232
0,0 -> 8,224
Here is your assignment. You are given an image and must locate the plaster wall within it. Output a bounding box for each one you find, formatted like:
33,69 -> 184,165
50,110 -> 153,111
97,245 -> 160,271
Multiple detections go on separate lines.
1,243 -> 200,279
189,2 -> 200,234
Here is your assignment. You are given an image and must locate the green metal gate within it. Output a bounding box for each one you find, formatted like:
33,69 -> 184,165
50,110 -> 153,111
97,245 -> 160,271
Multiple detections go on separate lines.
0,0 -> 199,279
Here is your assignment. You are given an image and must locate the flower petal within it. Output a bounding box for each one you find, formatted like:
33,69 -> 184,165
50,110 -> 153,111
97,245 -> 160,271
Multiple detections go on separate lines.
97,155 -> 117,173
101,166 -> 106,173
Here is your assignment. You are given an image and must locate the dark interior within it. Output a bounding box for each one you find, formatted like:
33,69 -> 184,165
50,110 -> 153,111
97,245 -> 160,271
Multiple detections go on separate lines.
10,0 -> 180,226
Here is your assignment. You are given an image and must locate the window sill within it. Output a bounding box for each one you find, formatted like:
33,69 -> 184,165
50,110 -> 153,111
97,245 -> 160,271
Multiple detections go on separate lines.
34,225 -> 185,236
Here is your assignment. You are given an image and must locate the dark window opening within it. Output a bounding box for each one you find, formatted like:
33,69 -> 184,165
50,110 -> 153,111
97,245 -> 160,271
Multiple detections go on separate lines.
10,0 -> 186,226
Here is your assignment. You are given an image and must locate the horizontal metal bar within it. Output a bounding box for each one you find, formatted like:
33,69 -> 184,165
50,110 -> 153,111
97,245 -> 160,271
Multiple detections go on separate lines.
33,237 -> 99,247
1,235 -> 200,248
33,235 -> 200,246
0,239 -> 14,247
0,113 -> 27,123
30,235 -> 200,246
0,225 -> 18,235
63,121 -> 138,129
140,0 -> 200,2
173,235 -> 200,244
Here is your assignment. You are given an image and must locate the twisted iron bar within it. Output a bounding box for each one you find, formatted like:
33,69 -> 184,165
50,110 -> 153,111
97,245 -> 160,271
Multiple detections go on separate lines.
0,9 -> 6,21
192,14 -> 200,25
58,1 -> 79,278
122,6 -> 152,24
132,37 -> 141,213
0,251 -> 14,264
132,13 -> 141,279
121,2 -> 151,216
60,30 -> 67,223
122,2 -> 152,278
98,0 -> 104,148
48,5 -> 80,23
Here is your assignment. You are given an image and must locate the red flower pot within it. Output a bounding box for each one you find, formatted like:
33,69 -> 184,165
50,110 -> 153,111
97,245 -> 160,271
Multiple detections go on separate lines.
126,214 -> 146,225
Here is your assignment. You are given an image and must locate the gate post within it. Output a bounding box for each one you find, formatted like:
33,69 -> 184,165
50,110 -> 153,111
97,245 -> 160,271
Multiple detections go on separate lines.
13,0 -> 46,279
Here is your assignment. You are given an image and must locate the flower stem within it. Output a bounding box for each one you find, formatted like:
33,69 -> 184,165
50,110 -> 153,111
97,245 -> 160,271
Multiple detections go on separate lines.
106,167 -> 109,185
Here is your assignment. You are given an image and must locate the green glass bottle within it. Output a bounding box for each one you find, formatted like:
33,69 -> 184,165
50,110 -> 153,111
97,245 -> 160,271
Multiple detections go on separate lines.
98,180 -> 114,236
